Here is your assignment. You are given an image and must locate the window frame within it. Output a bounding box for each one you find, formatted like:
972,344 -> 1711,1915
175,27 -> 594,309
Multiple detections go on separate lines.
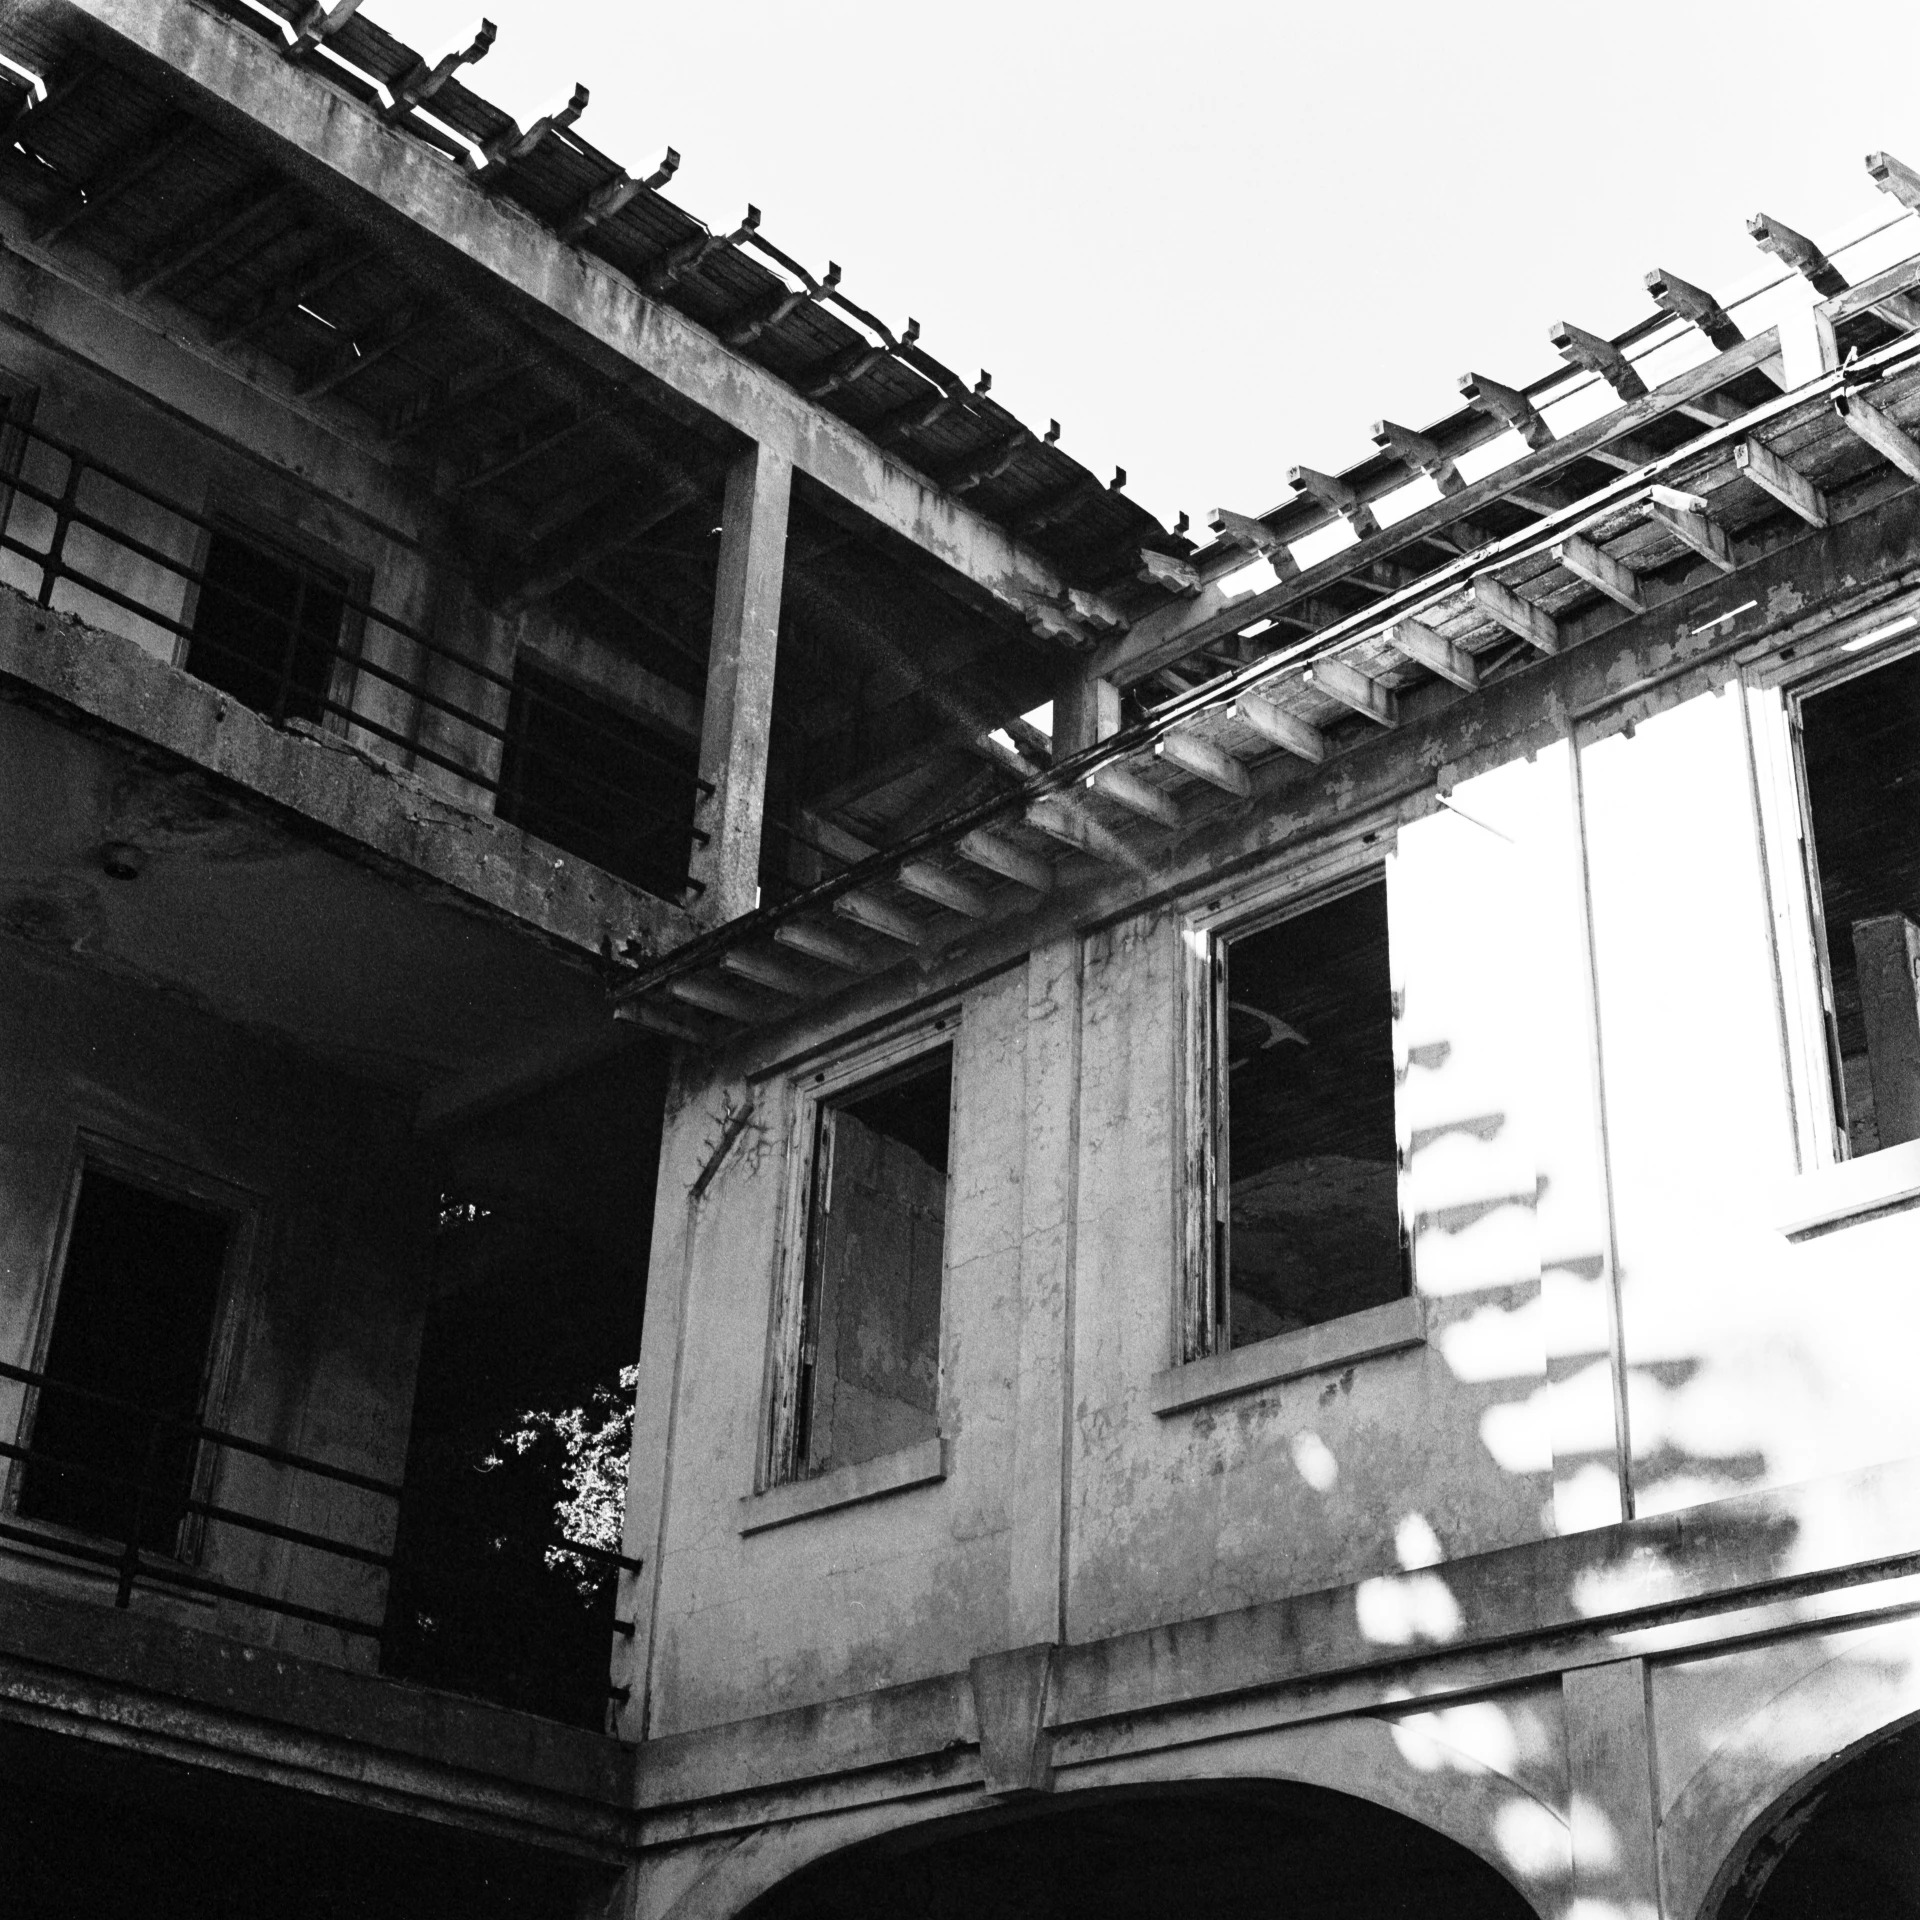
762,1011 -> 961,1492
5,1134 -> 259,1568
1179,854 -> 1405,1365
1744,596 -> 1920,1172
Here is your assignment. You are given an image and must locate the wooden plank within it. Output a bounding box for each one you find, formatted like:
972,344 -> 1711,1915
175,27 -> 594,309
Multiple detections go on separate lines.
1090,330 -> 1783,686
1551,532 -> 1644,611
688,443 -> 792,925
1648,495 -> 1735,572
774,920 -> 874,971
896,859 -> 992,919
834,888 -> 927,946
1833,389 -> 1920,483
1232,692 -> 1327,762
1154,727 -> 1252,796
1473,576 -> 1560,653
954,829 -> 1054,892
1302,656 -> 1397,727
1086,764 -> 1182,828
1388,616 -> 1479,690
1733,436 -> 1828,526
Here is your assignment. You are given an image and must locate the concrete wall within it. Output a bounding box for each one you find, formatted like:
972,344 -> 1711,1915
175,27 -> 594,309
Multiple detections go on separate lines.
628,656 -> 1920,1746
0,938 -> 433,1667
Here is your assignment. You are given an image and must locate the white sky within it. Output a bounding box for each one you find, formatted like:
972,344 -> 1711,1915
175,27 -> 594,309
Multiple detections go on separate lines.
373,0 -> 1920,537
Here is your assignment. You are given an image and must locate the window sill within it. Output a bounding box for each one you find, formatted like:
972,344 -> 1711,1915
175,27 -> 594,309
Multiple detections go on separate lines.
738,1435 -> 949,1535
1150,1295 -> 1429,1416
1772,1139 -> 1920,1238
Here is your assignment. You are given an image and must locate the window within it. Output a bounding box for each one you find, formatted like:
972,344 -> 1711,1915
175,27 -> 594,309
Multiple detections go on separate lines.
1796,642 -> 1920,1157
185,524 -> 350,727
1191,876 -> 1406,1357
771,1041 -> 953,1484
496,660 -> 699,900
15,1163 -> 241,1555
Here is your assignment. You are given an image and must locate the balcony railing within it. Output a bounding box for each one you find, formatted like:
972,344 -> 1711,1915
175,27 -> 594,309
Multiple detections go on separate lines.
0,1356 -> 642,1660
0,414 -> 708,895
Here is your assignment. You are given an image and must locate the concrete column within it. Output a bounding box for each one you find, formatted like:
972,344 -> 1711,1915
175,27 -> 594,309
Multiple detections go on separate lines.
1563,1657 -> 1662,1916
687,442 -> 792,925
1005,933 -> 1082,1647
1052,668 -> 1120,757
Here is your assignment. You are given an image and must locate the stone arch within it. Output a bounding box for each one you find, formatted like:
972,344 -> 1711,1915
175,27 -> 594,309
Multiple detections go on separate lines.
1661,1612 -> 1920,1920
640,1709 -> 1564,1920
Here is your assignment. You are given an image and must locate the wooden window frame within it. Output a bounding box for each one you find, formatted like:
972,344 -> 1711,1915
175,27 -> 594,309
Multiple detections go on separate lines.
761,1010 -> 961,1491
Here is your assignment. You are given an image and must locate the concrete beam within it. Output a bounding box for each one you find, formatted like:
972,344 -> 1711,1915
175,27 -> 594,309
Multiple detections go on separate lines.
63,0 -> 1071,624
688,443 -> 791,925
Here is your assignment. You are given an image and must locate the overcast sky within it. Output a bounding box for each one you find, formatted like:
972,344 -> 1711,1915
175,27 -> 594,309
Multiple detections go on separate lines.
374,0 -> 1920,537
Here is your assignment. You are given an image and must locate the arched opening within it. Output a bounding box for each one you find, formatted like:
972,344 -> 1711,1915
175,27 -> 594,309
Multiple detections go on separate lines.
1716,1716 -> 1920,1920
742,1780 -> 1537,1920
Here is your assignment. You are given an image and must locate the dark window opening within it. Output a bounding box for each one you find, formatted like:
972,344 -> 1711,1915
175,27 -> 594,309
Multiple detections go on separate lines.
185,526 -> 348,727
1800,647 -> 1920,1157
792,1047 -> 952,1480
495,661 -> 698,900
16,1167 -> 233,1554
1214,880 -> 1403,1350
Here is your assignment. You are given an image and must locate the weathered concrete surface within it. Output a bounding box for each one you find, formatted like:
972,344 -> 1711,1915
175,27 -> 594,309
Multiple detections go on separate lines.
0,1580 -> 634,1856
63,0 -> 1070,627
0,588 -> 688,964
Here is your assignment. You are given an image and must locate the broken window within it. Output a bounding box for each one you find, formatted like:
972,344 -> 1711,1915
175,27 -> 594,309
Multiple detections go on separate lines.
496,660 -> 699,900
1798,641 -> 1920,1157
1198,877 -> 1405,1354
15,1164 -> 237,1554
780,1044 -> 953,1481
185,525 -> 350,727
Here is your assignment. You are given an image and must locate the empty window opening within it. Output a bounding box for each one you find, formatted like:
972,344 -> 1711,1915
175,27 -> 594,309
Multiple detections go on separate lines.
16,1167 -> 234,1554
1211,879 -> 1404,1350
792,1046 -> 952,1480
185,526 -> 349,727
1799,647 -> 1920,1157
496,660 -> 698,900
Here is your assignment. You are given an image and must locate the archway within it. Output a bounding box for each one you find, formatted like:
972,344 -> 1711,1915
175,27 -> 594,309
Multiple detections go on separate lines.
1713,1716 -> 1920,1920
740,1779 -> 1538,1920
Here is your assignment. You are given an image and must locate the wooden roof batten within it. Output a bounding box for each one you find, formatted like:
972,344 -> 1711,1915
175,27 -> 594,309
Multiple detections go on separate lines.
612,309 -> 1920,1039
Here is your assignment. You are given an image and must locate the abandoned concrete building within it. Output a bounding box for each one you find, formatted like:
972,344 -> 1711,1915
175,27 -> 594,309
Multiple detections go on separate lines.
7,0 -> 1920,1914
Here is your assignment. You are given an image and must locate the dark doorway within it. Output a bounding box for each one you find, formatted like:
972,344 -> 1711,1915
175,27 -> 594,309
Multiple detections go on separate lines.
185,526 -> 349,727
1217,878 -> 1404,1348
744,1780 -> 1536,1920
496,661 -> 699,899
16,1166 -> 233,1555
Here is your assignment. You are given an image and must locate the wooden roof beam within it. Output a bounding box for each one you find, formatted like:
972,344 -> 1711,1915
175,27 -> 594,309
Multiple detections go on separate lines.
297,304 -> 434,397
1208,507 -> 1299,576
774,920 -> 877,972
1649,485 -> 1736,572
1388,616 -> 1479,690
1549,321 -> 1649,402
212,236 -> 378,347
1153,727 -> 1251,797
496,472 -> 702,610
1231,691 -> 1328,762
1371,419 -> 1466,495
381,20 -> 497,125
720,946 -> 823,999
896,859 -> 992,919
1552,532 -> 1644,611
1024,796 -> 1132,863
123,177 -> 294,301
954,829 -> 1053,893
834,890 -> 927,946
1087,764 -> 1182,828
1459,371 -> 1553,450
1733,436 -> 1829,526
1473,576 -> 1560,653
1287,466 -> 1380,537
1646,268 -> 1744,351
35,114 -> 197,247
472,84 -> 591,190
668,973 -> 779,1023
1748,213 -> 1847,298
559,147 -> 680,242
1302,656 -> 1397,727
1138,549 -> 1202,595
1867,150 -> 1920,213
1833,388 -> 1920,483
284,1 -> 368,60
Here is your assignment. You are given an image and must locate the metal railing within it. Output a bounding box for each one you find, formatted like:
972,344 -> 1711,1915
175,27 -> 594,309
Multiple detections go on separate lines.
0,1357 -> 643,1649
0,414 -> 708,896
